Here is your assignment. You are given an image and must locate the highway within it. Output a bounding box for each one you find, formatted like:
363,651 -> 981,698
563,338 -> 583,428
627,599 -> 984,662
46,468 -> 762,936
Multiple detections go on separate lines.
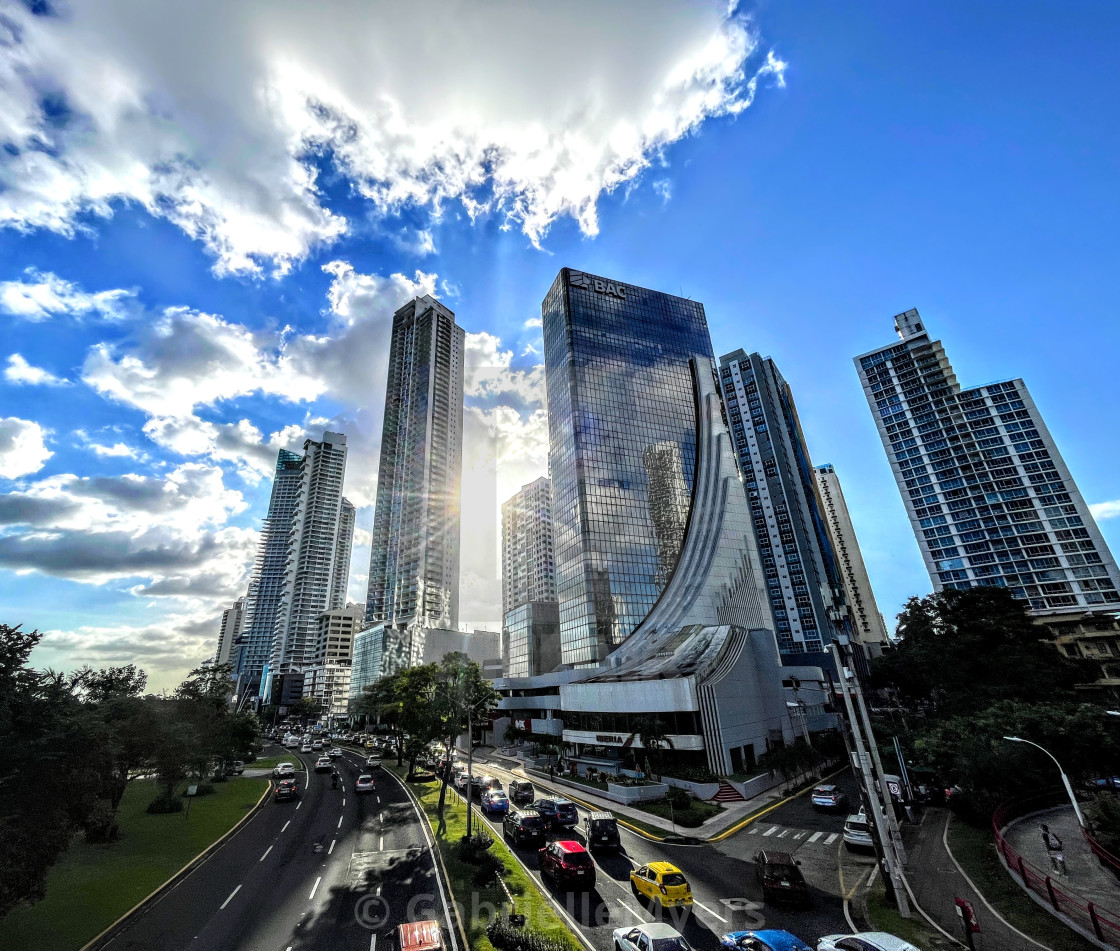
105,744 -> 456,951
453,753 -> 863,951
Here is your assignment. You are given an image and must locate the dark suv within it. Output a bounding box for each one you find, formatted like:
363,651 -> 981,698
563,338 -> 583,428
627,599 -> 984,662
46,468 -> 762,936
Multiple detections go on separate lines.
508,779 -> 535,805
535,797 -> 578,829
503,810 -> 546,847
584,812 -> 620,851
754,850 -> 810,906
539,840 -> 596,890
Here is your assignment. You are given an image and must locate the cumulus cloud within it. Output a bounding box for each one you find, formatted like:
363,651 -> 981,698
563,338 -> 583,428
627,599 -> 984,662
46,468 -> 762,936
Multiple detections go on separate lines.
0,416 -> 52,477
1092,500 -> 1120,521
0,2 -> 784,274
464,331 -> 545,405
0,268 -> 136,321
5,353 -> 68,386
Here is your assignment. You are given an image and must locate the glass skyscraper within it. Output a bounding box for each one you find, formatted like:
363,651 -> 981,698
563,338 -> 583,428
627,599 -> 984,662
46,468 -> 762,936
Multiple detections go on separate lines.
542,268 -> 715,666
857,308 -> 1120,615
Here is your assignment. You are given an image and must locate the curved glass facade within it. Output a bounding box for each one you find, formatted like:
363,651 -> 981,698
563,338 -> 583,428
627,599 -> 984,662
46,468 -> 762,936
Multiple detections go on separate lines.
542,269 -> 715,666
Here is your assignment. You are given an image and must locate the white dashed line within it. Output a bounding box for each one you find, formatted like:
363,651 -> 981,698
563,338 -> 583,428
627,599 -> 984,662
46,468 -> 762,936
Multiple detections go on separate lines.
220,884 -> 241,909
777,829 -> 791,838
762,826 -> 778,836
748,826 -> 759,834
343,798 -> 346,806
297,801 -> 302,809
259,845 -> 272,862
281,820 -> 291,833
328,839 -> 336,855
825,832 -> 839,845
808,831 -> 823,843
376,884 -> 382,896
338,815 -> 344,829
379,835 -> 384,850
793,831 -> 806,840
371,937 -> 377,951
693,899 -> 727,923
616,898 -> 644,920
309,876 -> 322,900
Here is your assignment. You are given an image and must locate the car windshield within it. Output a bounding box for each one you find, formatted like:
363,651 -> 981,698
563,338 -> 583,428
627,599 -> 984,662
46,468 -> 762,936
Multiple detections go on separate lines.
590,819 -> 614,832
563,852 -> 593,867
661,872 -> 687,886
358,775 -> 372,782
520,816 -> 543,829
651,938 -> 691,951
848,819 -> 870,832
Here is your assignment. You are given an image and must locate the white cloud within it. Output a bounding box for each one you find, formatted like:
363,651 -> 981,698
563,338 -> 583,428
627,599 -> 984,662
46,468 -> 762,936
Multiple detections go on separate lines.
1091,500 -> 1120,521
652,178 -> 673,203
464,331 -> 545,404
524,317 -> 543,329
4,353 -> 68,386
0,416 -> 52,478
89,442 -> 138,458
0,268 -> 136,321
0,2 -> 784,273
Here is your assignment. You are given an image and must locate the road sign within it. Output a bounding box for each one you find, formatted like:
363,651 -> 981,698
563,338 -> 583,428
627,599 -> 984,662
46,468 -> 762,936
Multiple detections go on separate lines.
186,784 -> 198,797
955,897 -> 980,932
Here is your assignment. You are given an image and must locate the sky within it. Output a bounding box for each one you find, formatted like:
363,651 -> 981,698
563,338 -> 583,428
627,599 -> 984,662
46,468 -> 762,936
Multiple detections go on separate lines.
1,1 -> 1118,690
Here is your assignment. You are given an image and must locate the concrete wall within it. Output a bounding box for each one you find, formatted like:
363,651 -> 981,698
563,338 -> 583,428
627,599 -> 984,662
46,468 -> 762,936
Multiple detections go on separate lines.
661,776 -> 721,800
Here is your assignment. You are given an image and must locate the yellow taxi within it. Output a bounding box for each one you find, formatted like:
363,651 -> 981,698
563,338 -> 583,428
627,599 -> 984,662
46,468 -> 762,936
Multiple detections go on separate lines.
629,862 -> 693,909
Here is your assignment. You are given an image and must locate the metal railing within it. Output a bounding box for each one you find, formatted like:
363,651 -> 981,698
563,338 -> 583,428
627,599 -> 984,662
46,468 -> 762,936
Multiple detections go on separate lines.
992,789 -> 1120,944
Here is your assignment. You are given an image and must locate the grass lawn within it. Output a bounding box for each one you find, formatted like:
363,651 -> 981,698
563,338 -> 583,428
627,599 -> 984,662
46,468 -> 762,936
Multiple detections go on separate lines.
0,777 -> 267,951
947,816 -> 1099,951
866,875 -> 944,948
388,765 -> 580,951
634,797 -> 721,828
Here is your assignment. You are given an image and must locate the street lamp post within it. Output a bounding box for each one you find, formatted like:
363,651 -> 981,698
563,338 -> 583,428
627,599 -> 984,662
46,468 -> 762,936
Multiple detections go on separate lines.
1003,735 -> 1086,828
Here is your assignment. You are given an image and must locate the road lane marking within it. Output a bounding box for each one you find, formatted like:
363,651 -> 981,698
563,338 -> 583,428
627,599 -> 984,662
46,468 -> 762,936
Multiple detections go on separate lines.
777,829 -> 790,838
376,884 -> 382,896
282,820 -> 291,832
376,795 -> 381,804
793,831 -> 806,839
309,876 -> 322,900
329,839 -> 336,855
616,899 -> 644,920
379,835 -> 384,850
824,832 -> 839,845
692,899 -> 727,923
259,845 -> 273,862
762,826 -> 778,836
747,827 -> 759,834
380,812 -> 385,822
297,801 -> 302,809
371,937 -> 377,951
343,798 -> 347,806
220,884 -> 241,909
338,815 -> 344,829
808,831 -> 823,843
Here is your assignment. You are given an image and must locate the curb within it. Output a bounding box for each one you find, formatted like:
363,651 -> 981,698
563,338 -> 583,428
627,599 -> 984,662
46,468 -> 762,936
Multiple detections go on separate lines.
78,780 -> 272,951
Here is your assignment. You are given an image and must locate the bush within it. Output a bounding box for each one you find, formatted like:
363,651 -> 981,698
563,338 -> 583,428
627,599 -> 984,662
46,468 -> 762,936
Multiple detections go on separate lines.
185,783 -> 216,797
665,786 -> 691,808
664,765 -> 719,783
146,795 -> 184,814
487,918 -> 570,951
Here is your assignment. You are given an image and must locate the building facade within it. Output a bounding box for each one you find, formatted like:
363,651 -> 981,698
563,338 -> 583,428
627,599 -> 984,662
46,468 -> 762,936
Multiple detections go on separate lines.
542,268 -> 715,666
856,309 -> 1120,615
503,600 -> 561,678
215,596 -> 245,667
271,432 -> 352,673
235,448 -> 304,689
330,499 -> 356,612
718,350 -> 849,667
311,602 -> 365,667
814,464 -> 890,648
366,296 -> 464,632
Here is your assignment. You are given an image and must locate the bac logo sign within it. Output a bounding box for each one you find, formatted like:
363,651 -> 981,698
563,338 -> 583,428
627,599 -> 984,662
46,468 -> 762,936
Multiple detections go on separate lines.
569,271 -> 627,298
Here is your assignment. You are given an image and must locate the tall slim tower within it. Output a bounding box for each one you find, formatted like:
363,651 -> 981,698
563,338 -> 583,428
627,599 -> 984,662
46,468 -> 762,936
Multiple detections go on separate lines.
814,463 -> 890,648
330,498 -> 356,610
719,350 -> 848,666
235,448 -> 304,689
215,596 -> 246,667
856,309 -> 1120,615
272,432 -> 351,672
366,296 -> 465,630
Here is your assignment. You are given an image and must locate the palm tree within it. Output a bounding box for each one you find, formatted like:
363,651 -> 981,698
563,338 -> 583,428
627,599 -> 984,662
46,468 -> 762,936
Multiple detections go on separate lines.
624,719 -> 674,781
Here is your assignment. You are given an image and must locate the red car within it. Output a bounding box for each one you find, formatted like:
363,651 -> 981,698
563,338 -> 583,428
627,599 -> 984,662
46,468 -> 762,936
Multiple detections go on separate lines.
539,840 -> 596,890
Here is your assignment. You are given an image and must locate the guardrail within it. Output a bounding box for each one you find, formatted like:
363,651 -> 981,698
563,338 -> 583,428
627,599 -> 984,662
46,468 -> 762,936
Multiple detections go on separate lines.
992,789 -> 1120,944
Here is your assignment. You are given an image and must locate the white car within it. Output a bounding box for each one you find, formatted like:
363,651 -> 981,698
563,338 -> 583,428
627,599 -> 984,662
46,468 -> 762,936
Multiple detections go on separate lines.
300,744 -> 313,754
613,922 -> 692,951
329,748 -> 343,759
272,762 -> 296,779
817,934 -> 920,951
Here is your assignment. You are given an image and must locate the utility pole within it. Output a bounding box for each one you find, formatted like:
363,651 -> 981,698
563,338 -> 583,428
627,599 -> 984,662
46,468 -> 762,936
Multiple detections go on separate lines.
832,642 -> 910,917
465,701 -> 475,840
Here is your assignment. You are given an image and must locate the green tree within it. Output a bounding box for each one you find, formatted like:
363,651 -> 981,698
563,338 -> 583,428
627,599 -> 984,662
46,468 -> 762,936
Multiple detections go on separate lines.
625,719 -> 674,781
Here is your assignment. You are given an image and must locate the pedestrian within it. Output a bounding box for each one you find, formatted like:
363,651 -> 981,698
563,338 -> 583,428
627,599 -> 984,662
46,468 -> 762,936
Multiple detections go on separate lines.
1040,823 -> 1067,875
549,762 -> 554,781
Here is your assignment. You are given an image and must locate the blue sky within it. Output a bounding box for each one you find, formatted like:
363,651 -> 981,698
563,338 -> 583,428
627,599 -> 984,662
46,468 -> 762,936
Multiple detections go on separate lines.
1,1 -> 1117,687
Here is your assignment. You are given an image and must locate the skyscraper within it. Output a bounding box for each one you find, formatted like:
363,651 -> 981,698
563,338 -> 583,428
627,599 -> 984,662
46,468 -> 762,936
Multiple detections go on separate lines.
215,596 -> 246,667
542,268 -> 714,666
814,464 -> 890,649
501,477 -> 560,677
366,295 -> 464,630
856,309 -> 1120,615
235,448 -> 303,689
272,432 -> 351,672
330,498 -> 356,610
718,350 -> 848,666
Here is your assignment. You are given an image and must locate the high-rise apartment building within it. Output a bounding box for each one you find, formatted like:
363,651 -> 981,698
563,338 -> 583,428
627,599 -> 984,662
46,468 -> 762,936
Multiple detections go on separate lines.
235,448 -> 304,689
542,269 -> 715,666
330,498 -> 356,611
272,432 -> 351,672
814,464 -> 890,648
215,596 -> 246,666
366,296 -> 464,631
718,351 -> 848,666
304,601 -> 364,720
501,477 -> 560,677
502,477 -> 557,612
856,309 -> 1120,615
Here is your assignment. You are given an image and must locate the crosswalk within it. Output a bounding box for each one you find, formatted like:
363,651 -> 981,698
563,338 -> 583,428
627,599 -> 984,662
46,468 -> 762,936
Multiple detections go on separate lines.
746,823 -> 840,848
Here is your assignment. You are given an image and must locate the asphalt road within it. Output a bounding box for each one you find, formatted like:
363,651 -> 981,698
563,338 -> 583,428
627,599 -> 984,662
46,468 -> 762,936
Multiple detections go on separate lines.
105,744 -> 457,951
462,754 -> 862,951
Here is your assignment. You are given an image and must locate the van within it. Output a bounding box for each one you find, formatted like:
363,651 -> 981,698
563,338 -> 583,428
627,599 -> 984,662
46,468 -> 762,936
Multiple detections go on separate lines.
584,812 -> 620,851
508,779 -> 534,805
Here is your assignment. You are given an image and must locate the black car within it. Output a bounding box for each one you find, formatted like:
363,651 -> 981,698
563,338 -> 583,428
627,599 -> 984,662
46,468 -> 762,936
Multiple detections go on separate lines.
754,850 -> 810,906
274,779 -> 299,802
509,779 -> 535,805
535,797 -> 578,829
584,811 -> 620,851
503,810 -> 547,847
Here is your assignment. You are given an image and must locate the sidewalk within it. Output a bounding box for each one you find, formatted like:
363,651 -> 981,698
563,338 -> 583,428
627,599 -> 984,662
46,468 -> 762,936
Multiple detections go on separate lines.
1004,805 -> 1120,917
480,752 -> 785,839
904,807 -> 1042,951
